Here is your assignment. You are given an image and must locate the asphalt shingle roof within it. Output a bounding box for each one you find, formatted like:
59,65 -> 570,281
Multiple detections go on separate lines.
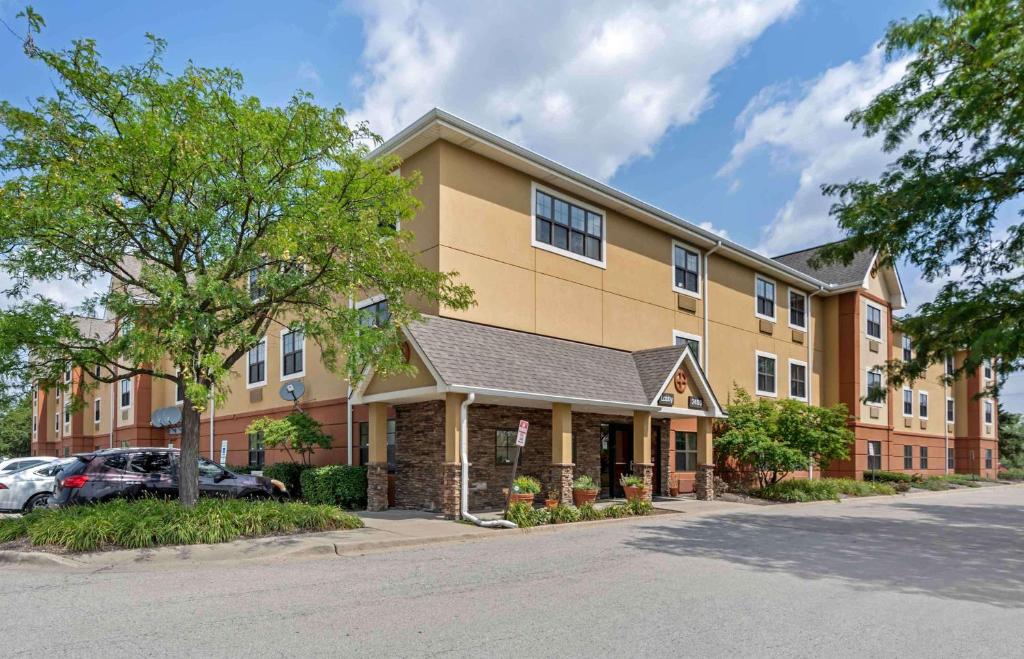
772,242 -> 876,287
72,316 -> 115,342
405,316 -> 689,407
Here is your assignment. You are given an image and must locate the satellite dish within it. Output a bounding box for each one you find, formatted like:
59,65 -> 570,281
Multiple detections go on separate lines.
165,406 -> 182,427
151,408 -> 168,428
279,381 -> 305,402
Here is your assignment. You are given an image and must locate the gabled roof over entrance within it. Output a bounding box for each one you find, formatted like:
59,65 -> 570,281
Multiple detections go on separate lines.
352,315 -> 724,418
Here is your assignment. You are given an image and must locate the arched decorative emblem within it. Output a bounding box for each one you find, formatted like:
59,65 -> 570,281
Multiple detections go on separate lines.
673,369 -> 687,393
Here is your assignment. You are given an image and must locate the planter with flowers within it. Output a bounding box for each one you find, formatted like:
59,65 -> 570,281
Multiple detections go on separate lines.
508,475 -> 541,506
620,473 -> 647,502
572,474 -> 600,506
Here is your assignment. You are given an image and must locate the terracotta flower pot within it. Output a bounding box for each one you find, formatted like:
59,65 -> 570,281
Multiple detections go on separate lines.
508,492 -> 535,505
623,485 -> 645,502
545,499 -> 559,509
572,488 -> 598,506
669,485 -> 680,497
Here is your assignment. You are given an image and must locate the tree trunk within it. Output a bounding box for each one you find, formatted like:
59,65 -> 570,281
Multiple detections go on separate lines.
179,396 -> 201,508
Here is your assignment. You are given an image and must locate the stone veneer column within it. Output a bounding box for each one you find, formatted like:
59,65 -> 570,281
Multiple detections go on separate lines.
551,464 -> 574,505
366,463 -> 388,511
366,402 -> 389,512
441,393 -> 467,519
695,416 -> 715,501
694,465 -> 715,501
551,403 -> 574,505
633,462 -> 654,502
441,462 -> 462,519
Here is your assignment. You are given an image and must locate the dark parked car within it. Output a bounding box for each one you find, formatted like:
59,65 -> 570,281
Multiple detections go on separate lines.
50,448 -> 288,507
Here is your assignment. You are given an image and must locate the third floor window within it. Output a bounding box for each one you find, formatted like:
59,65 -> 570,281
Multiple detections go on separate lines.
534,188 -> 603,264
866,304 -> 882,340
755,276 -> 776,321
282,329 -> 304,379
789,290 -> 807,330
902,335 -> 912,361
673,244 -> 700,295
248,339 -> 266,386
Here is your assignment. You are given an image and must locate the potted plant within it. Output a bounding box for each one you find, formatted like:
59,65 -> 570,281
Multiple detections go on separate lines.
509,475 -> 541,506
545,490 -> 560,509
669,481 -> 680,497
572,474 -> 600,506
620,473 -> 646,502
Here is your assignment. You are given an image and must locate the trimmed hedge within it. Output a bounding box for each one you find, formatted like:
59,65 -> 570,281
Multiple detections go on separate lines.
263,462 -> 314,499
863,470 -> 918,484
300,465 -> 367,509
755,478 -> 895,502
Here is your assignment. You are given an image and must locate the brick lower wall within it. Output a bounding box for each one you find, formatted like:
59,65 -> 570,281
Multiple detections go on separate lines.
394,400 -> 447,511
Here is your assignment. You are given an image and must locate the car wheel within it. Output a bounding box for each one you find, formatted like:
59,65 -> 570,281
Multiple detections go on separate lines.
23,493 -> 50,513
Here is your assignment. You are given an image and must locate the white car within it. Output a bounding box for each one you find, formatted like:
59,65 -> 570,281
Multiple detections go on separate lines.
0,456 -> 59,475
0,459 -> 72,513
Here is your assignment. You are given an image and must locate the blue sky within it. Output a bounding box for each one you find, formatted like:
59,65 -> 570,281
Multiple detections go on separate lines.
2,0 -> 1019,410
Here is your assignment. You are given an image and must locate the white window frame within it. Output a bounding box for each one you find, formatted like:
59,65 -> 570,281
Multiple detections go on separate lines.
901,335 -> 912,362
984,399 -> 993,425
280,328 -> 306,382
865,369 -> 885,407
119,377 -> 132,410
246,337 -> 268,389
94,398 -> 101,424
788,358 -> 808,402
247,265 -> 266,301
902,388 -> 914,417
918,390 -> 929,420
754,275 -> 777,322
983,360 -> 993,380
672,330 -> 702,365
54,411 -> 59,432
671,240 -> 702,299
865,302 -> 884,341
530,182 -> 607,269
63,400 -> 71,428
787,288 -> 808,331
355,294 -> 390,326
946,397 -> 955,424
63,363 -> 72,385
755,350 -> 778,397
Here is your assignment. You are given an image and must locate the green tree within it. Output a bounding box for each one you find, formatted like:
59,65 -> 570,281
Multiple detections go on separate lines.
818,0 -> 1023,392
715,387 -> 853,489
0,394 -> 32,458
998,403 -> 1024,469
0,12 -> 473,505
247,412 -> 332,466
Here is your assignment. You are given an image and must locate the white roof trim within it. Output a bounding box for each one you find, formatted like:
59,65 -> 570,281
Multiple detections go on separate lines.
649,346 -> 726,417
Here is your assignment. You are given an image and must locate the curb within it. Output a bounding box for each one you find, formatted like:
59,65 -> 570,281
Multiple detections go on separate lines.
0,550 -> 83,568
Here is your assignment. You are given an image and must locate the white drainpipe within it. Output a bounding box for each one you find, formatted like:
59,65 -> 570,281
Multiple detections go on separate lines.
347,296 -> 354,466
943,380 -> 949,475
109,381 -> 115,448
459,392 -> 516,528
209,391 -> 216,461
702,240 -> 723,370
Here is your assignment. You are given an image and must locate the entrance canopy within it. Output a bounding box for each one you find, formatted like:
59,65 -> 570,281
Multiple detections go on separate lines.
351,315 -> 724,419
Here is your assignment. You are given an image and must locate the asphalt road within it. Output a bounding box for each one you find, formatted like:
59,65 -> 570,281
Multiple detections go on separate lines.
3,485 -> 1023,657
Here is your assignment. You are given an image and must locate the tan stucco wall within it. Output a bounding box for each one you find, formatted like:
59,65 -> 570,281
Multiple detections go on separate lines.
363,348 -> 436,395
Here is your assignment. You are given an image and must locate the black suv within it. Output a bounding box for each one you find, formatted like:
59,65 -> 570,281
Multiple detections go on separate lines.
50,448 -> 287,506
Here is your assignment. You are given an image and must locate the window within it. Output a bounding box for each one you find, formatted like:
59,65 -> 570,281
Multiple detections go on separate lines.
983,360 -> 993,380
248,267 -> 265,300
920,446 -> 928,470
198,458 -> 227,479
54,412 -> 59,432
984,400 -> 993,425
903,445 -> 913,470
32,414 -> 37,434
128,451 -> 174,476
94,398 -> 101,424
248,431 -> 265,468
903,389 -> 913,417
919,391 -> 929,419
63,363 -> 72,385
755,276 -> 776,321
672,331 -> 701,363
496,429 -> 517,465
944,354 -> 954,376
386,419 -> 396,471
866,304 -> 882,340
756,352 -> 777,396
247,338 -> 267,387
120,378 -> 132,408
867,441 -> 882,471
985,449 -> 993,469
175,373 -> 185,403
675,431 -> 697,472
673,243 -> 700,296
358,422 -> 369,465
901,335 -> 912,361
281,329 -> 304,379
533,187 -> 603,264
948,447 -> 955,470
946,397 -> 955,423
789,360 -> 807,401
63,401 -> 71,428
789,289 -> 807,330
866,370 -> 883,405
103,454 -> 128,471
357,297 -> 390,328
94,364 -> 102,379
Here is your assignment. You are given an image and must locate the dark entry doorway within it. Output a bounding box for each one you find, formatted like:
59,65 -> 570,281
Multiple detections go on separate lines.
600,422 -> 661,498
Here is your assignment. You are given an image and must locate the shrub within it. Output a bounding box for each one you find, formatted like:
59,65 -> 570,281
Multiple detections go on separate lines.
864,470 -> 918,484
626,499 -> 654,516
0,498 -> 362,552
512,475 -> 542,495
549,504 -> 581,524
577,502 -> 604,521
756,478 -> 896,502
263,462 -> 313,498
504,502 -> 536,527
603,504 -> 631,518
999,468 -> 1024,481
300,465 -> 367,508
833,480 -> 896,497
572,474 -> 598,491
227,464 -> 255,474
246,412 -> 332,465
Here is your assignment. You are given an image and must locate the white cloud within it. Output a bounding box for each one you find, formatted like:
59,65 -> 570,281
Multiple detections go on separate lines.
297,61 -> 322,87
722,46 -> 909,255
698,221 -> 729,240
345,0 -> 799,181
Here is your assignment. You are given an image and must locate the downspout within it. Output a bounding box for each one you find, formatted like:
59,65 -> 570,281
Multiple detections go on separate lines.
806,286 -> 825,480
459,392 -> 516,528
347,296 -> 354,466
209,391 -> 216,461
943,380 -> 949,475
109,381 -> 115,448
702,240 -> 723,370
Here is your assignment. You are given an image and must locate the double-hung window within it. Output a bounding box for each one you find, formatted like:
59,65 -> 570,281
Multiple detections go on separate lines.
920,446 -> 929,470
675,431 -> 697,472
984,400 -> 993,425
94,398 -> 101,424
120,378 -> 132,408
756,352 -> 777,396
175,372 -> 185,404
985,449 -> 993,469
247,338 -> 267,387
866,304 -> 882,340
496,429 -> 517,466
789,360 -> 807,401
946,398 -> 955,424
63,401 -> 71,427
673,332 -> 701,364
533,188 -> 603,264
673,243 -> 700,296
866,370 -> 883,404
755,276 -> 776,321
248,431 -> 265,468
903,445 -> 913,470
903,388 -> 913,417
919,391 -> 929,419
901,335 -> 912,361
944,354 -> 954,376
788,289 -> 807,330
948,447 -> 955,470
868,441 -> 882,471
248,266 -> 266,301
281,329 -> 304,379
357,297 -> 390,327
983,360 -> 993,380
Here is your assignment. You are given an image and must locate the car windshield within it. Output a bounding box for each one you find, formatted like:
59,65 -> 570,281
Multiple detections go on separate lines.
3,460 -> 43,473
